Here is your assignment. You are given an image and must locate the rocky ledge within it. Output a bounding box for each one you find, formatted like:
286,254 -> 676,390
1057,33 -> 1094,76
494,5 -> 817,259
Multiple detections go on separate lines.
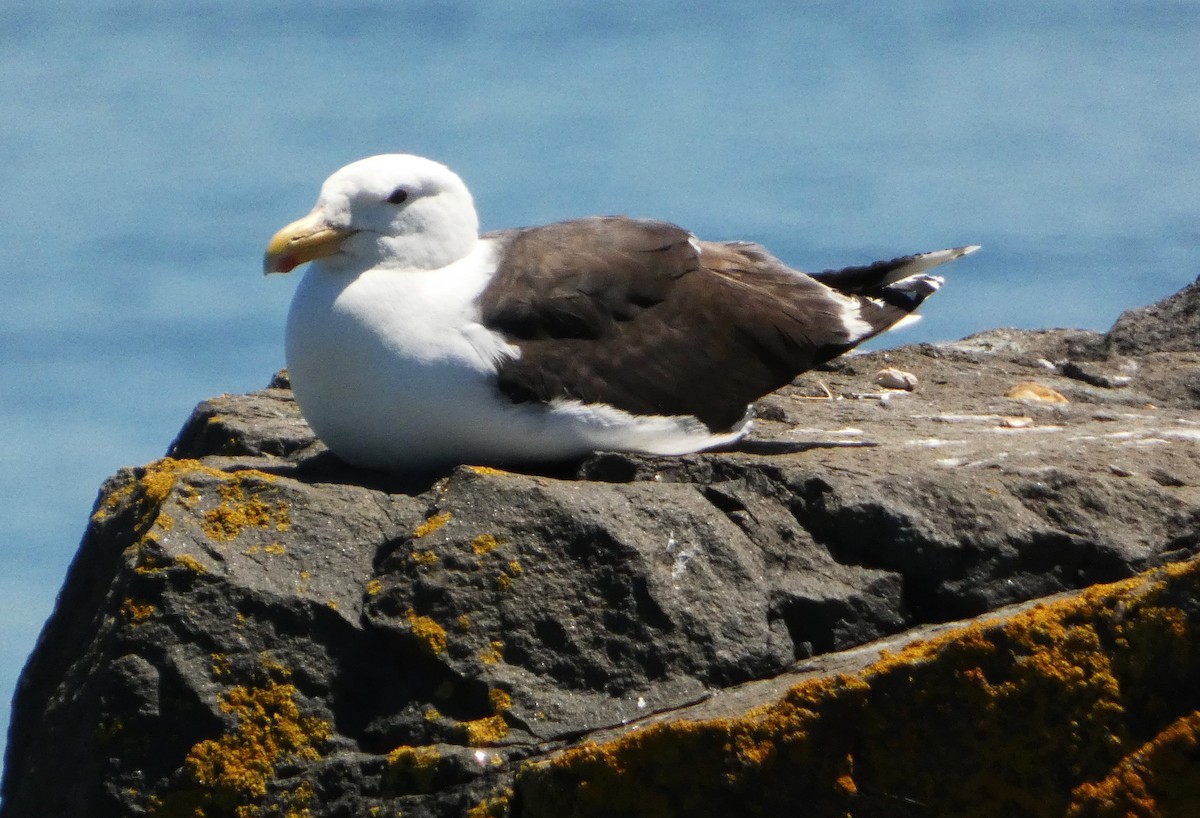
4,283 -> 1200,818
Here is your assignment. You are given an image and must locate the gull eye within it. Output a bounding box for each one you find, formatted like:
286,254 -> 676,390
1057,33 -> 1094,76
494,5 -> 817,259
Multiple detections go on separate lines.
386,188 -> 408,205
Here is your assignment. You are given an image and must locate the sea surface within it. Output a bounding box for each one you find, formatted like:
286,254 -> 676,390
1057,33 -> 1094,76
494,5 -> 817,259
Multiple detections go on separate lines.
2,0 -> 1198,781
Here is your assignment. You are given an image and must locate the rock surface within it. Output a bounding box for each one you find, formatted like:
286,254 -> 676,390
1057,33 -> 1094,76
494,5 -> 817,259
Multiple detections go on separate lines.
4,286 -> 1200,817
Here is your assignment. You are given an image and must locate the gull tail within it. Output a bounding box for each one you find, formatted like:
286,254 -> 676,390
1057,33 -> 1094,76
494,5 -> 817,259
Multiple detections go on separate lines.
809,244 -> 980,295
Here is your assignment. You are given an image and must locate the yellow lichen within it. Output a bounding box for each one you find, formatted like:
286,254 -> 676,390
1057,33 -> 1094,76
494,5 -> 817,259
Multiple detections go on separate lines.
101,460 -> 289,552
132,549 -> 171,576
366,579 -> 383,596
414,511 -> 453,538
457,614 -> 472,631
264,543 -> 286,556
174,554 -> 208,575
472,533 -> 507,556
480,641 -> 504,666
514,559 -> 1200,818
489,688 -> 513,713
405,608 -> 447,655
98,458 -> 207,530
120,598 -> 155,625
460,714 -> 509,746
1068,710 -> 1200,816
495,560 -> 524,591
155,658 -> 330,817
424,707 -> 443,722
466,788 -> 513,818
410,549 -> 439,567
202,477 -> 291,543
466,465 -> 510,477
383,745 -> 441,795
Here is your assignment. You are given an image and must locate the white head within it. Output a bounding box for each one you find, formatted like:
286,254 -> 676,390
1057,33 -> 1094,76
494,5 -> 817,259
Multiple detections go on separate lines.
263,154 -> 480,275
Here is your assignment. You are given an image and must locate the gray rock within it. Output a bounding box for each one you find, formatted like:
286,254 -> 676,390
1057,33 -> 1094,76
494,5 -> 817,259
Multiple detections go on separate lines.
5,287 -> 1200,817
1107,279 -> 1200,355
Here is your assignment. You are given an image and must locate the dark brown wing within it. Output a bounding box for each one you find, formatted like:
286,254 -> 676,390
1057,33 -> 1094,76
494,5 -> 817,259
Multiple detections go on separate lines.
476,217 -> 932,431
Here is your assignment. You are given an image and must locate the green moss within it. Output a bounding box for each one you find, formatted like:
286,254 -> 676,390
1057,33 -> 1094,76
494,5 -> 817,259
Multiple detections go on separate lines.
516,559 -> 1200,818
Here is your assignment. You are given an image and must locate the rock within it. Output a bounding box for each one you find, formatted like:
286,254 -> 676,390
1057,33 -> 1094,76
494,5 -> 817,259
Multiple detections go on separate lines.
1005,381 -> 1070,403
5,284 -> 1200,818
515,558 -> 1200,818
1107,280 -> 1200,355
1059,361 -> 1134,389
873,368 -> 918,391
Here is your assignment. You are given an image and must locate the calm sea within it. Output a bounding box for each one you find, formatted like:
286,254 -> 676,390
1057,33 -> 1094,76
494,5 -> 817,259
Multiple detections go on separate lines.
2,0 -> 1198,775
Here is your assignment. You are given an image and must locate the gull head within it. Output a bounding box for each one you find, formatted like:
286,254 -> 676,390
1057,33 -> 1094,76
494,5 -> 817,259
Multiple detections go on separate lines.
264,154 -> 480,275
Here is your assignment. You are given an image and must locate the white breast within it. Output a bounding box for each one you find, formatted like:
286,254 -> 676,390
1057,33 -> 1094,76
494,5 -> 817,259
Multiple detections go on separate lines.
285,240 -> 754,470
286,241 -> 519,468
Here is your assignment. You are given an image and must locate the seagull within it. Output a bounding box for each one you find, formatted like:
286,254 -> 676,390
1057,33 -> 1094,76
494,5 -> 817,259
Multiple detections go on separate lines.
264,154 -> 977,470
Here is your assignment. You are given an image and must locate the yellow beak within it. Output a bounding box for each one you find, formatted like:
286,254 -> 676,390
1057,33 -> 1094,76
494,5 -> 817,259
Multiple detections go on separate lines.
263,212 -> 354,275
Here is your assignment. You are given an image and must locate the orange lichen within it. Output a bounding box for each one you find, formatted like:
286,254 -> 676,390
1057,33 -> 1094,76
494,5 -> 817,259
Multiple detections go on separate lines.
466,465 -> 510,477
173,554 -> 208,575
466,788 -> 513,818
405,608 -> 447,655
96,458 -> 209,529
1068,710 -> 1200,817
410,549 -> 440,567
120,598 -> 155,625
414,511 -> 452,538
495,561 -> 523,591
514,559 -> 1200,818
472,533 -> 507,556
153,658 -> 330,817
480,641 -> 504,666
461,714 -> 509,746
383,745 -> 441,795
202,477 -> 291,543
489,688 -> 513,713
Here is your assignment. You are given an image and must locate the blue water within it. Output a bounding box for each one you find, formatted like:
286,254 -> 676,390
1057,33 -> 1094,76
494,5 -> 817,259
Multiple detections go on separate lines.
2,0 -> 1199,778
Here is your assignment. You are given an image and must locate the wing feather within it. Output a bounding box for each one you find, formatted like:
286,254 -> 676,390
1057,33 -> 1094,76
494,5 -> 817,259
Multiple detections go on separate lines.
477,219 -> 939,430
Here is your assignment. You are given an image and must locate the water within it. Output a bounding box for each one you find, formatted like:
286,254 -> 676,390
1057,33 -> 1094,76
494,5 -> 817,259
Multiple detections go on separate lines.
2,0 -> 1198,779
